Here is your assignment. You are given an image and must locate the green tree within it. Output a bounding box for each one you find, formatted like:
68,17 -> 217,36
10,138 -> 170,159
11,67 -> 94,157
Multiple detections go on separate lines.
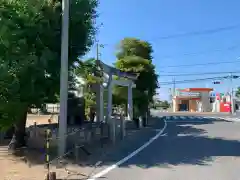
235,87 -> 240,98
75,58 -> 103,121
0,0 -> 98,147
160,100 -> 170,109
114,38 -> 159,119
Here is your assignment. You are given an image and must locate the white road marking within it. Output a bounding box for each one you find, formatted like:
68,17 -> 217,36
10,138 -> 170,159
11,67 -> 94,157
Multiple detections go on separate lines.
206,116 -> 240,122
87,118 -> 167,180
165,115 -> 211,123
208,117 -> 215,119
166,121 -> 204,123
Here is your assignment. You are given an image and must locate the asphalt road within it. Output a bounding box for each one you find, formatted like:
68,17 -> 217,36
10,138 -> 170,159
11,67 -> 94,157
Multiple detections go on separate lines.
94,115 -> 240,180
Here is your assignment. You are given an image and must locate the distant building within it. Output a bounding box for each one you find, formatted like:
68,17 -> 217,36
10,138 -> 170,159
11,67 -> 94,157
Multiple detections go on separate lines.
172,88 -> 213,112
211,92 -> 232,113
172,88 -> 234,113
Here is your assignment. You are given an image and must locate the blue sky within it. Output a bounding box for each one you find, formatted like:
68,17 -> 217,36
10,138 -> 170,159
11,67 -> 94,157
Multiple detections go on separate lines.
85,0 -> 240,100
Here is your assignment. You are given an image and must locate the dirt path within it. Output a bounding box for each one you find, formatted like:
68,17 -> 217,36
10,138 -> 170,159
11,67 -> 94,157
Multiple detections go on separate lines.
0,146 -> 47,180
0,115 -> 57,180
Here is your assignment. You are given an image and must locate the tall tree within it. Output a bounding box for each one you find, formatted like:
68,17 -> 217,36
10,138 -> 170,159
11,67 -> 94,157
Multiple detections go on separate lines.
235,87 -> 240,98
0,0 -> 98,147
114,38 -> 159,119
75,58 -> 102,121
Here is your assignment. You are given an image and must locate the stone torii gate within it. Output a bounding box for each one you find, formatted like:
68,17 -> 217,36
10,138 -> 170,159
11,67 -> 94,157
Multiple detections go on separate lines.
95,60 -> 137,123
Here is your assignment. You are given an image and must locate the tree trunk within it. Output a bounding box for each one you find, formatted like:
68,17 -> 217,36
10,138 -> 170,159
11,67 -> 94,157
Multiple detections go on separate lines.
9,108 -> 28,149
89,107 -> 95,123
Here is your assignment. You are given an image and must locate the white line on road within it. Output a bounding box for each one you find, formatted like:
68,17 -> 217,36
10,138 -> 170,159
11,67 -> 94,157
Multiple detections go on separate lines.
88,118 -> 168,180
166,121 -> 204,123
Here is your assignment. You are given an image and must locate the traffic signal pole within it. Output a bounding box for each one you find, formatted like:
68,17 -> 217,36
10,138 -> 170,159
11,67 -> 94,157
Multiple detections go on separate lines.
230,73 -> 235,114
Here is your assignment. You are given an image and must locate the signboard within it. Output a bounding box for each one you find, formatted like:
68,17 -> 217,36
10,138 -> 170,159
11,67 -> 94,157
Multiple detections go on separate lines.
220,102 -> 231,112
176,90 -> 200,97
210,92 -> 216,97
211,92 -> 225,100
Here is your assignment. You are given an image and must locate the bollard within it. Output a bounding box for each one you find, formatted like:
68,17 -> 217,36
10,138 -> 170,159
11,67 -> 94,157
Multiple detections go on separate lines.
139,116 -> 143,128
45,172 -> 56,180
0,128 -> 3,144
75,144 -> 79,162
110,118 -> 116,144
45,129 -> 51,180
34,122 -> 37,137
100,122 -> 104,148
145,111 -> 148,126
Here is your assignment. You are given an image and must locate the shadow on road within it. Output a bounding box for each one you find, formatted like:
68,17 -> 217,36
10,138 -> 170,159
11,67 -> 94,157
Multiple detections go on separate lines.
119,116 -> 240,168
1,115 -> 240,173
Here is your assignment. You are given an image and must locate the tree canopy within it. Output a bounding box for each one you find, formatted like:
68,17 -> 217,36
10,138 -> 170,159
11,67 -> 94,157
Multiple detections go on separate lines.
75,58 -> 103,120
0,0 -> 98,146
154,100 -> 170,109
235,87 -> 240,98
114,38 -> 159,117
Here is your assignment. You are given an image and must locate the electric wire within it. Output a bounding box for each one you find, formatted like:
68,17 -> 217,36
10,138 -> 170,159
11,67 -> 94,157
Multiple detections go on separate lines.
97,24 -> 240,48
159,70 -> 240,77
93,24 -> 240,50
160,44 -> 240,59
159,59 -> 240,68
160,75 -> 234,86
149,24 -> 240,40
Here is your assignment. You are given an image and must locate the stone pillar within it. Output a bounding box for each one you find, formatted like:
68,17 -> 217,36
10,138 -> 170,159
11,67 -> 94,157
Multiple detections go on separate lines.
100,85 -> 104,122
107,75 -> 113,123
110,117 -> 116,144
96,84 -> 100,122
96,84 -> 104,122
120,114 -> 125,139
127,83 -> 133,121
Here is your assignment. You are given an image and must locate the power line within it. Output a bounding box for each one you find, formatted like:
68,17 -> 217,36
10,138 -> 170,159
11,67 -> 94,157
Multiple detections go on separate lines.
160,75 -> 231,86
149,24 -> 240,41
160,44 -> 240,59
159,59 -> 240,68
159,70 -> 240,77
94,24 -> 240,48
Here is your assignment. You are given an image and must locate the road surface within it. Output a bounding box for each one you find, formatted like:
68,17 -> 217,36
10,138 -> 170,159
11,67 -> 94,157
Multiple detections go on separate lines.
93,115 -> 240,180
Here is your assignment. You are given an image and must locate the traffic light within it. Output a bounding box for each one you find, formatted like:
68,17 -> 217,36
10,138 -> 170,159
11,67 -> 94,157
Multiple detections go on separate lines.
213,81 -> 221,84
232,75 -> 239,79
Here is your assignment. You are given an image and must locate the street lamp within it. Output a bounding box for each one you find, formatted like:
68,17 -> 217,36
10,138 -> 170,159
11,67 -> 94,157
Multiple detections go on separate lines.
58,0 -> 69,156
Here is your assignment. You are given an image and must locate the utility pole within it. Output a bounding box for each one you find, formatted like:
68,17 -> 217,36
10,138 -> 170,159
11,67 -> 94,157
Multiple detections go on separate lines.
230,73 -> 235,114
96,43 -> 104,60
96,42 -> 99,61
171,77 -> 175,112
58,0 -> 69,156
173,77 -> 176,97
